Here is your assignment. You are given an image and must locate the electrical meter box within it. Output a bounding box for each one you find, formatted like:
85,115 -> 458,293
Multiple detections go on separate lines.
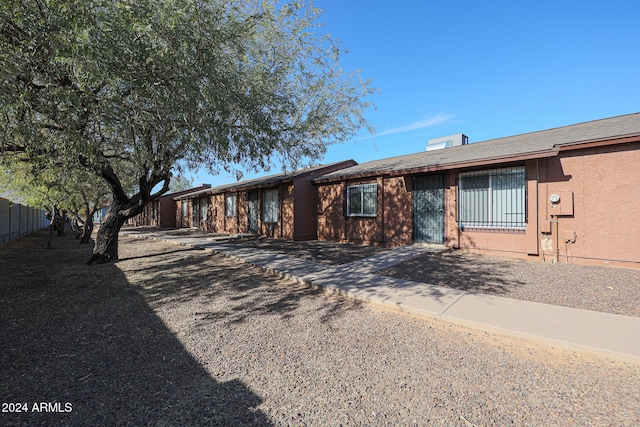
549,190 -> 574,216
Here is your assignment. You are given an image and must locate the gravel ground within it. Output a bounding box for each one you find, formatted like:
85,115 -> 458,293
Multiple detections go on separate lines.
2,230 -> 639,426
127,227 -> 640,318
223,236 -> 388,265
378,251 -> 640,318
126,227 -> 389,265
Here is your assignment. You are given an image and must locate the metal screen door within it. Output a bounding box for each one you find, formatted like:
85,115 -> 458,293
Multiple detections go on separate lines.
413,174 -> 445,243
248,191 -> 258,233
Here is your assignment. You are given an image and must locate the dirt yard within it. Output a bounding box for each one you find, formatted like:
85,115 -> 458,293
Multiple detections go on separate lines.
1,230 -> 639,425
125,227 -> 640,317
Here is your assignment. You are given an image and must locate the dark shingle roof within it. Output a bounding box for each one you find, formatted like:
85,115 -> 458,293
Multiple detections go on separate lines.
174,160 -> 357,200
315,112 -> 640,183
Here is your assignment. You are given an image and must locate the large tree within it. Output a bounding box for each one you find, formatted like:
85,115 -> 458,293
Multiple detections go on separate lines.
0,0 -> 374,264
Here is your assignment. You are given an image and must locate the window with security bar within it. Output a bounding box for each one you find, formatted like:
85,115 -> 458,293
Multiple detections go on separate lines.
458,167 -> 527,229
346,183 -> 377,217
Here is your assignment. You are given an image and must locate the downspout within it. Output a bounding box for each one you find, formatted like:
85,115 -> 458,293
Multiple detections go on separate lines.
552,214 -> 560,264
536,159 -> 541,260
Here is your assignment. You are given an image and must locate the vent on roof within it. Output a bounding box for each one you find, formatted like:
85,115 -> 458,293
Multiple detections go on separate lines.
426,133 -> 468,151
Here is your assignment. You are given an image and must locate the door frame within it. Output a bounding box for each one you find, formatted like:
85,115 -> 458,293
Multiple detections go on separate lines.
191,199 -> 199,228
247,190 -> 259,233
412,173 -> 445,244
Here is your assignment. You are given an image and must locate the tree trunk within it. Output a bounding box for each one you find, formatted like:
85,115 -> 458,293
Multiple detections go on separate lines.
80,214 -> 94,244
47,219 -> 54,250
47,204 -> 58,249
87,205 -> 128,265
87,161 -> 170,265
56,210 -> 66,236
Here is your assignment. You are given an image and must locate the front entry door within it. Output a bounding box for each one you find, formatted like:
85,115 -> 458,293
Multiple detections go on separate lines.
248,191 -> 258,233
413,174 -> 445,243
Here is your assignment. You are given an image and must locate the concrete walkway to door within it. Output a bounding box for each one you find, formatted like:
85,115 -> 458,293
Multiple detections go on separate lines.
337,244 -> 449,274
121,228 -> 640,363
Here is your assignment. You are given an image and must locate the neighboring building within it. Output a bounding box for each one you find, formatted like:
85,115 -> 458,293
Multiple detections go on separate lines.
92,206 -> 109,224
174,161 -> 357,240
312,113 -> 640,268
130,184 -> 212,228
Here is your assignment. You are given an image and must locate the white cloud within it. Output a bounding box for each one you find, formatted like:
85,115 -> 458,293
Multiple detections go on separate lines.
375,112 -> 454,137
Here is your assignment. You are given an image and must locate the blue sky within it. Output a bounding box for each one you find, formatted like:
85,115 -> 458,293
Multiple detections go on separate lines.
188,0 -> 640,187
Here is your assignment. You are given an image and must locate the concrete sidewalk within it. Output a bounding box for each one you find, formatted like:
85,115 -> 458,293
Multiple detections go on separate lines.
122,229 -> 640,363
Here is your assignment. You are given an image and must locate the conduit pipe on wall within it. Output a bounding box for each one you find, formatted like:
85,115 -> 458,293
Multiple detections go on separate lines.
551,215 -> 559,263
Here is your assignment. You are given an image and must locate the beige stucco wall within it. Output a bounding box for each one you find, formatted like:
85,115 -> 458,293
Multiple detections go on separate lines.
535,142 -> 640,267
439,143 -> 640,268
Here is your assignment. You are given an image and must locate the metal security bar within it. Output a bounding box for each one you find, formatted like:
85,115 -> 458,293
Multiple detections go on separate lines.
413,174 -> 445,243
458,167 -> 527,230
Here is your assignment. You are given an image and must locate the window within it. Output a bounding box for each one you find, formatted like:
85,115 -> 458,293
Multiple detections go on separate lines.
458,167 -> 526,229
225,194 -> 236,217
346,183 -> 377,217
181,201 -> 188,217
199,198 -> 207,221
263,189 -> 279,222
152,201 -> 158,220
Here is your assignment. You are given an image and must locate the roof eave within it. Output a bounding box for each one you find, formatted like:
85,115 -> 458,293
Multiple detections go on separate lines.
556,133 -> 640,152
313,149 -> 559,184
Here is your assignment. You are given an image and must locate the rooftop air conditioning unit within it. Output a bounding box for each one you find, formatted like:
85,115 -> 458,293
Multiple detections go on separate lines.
426,133 -> 468,151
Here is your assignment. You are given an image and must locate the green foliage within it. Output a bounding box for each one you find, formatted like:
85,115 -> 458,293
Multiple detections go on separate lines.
168,174 -> 193,193
1,0 -> 373,178
0,0 -> 375,261
0,161 -> 110,215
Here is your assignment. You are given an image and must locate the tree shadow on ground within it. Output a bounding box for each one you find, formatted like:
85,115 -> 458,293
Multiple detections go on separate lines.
118,238 -> 364,326
0,231 -> 273,426
223,235 -> 388,265
379,251 -> 527,295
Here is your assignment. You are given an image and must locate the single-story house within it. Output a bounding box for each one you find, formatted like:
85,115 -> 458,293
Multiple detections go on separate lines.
312,112 -> 640,268
130,184 -> 212,228
174,160 -> 357,240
